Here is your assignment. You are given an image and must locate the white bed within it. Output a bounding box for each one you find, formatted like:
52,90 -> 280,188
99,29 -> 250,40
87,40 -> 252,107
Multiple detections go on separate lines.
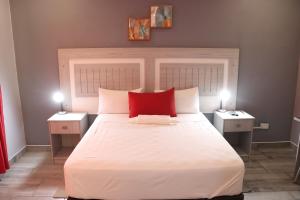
64,113 -> 244,200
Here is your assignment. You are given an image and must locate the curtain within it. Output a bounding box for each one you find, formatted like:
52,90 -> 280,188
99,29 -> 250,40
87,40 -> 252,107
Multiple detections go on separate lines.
0,86 -> 9,173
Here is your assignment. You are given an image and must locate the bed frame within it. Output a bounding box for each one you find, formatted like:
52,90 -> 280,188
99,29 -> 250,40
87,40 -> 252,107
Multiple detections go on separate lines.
58,48 -> 242,200
67,193 -> 244,200
58,48 -> 239,114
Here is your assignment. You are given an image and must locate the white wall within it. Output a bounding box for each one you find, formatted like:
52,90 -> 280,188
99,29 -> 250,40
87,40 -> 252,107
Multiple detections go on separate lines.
0,0 -> 26,160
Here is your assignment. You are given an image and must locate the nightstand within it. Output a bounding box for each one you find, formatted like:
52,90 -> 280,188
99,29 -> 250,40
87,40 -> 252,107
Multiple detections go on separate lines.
214,111 -> 255,157
48,112 -> 88,163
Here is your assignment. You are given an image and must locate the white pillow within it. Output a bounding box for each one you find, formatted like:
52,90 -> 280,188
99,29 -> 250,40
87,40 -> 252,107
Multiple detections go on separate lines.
98,88 -> 143,114
156,87 -> 200,113
129,115 -> 178,125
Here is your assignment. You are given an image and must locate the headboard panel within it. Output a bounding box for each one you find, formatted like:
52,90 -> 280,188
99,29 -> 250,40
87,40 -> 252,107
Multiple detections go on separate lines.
154,57 -> 235,113
71,59 -> 144,97
60,56 -> 145,113
156,59 -> 227,96
58,48 -> 239,114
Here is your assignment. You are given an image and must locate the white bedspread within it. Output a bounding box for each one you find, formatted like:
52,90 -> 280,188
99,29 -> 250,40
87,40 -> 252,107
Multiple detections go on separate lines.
64,114 -> 244,200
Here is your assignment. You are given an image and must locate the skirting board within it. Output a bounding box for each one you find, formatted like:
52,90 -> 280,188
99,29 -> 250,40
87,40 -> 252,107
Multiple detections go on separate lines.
0,146 -> 26,179
26,145 -> 51,152
8,146 -> 26,166
252,141 -> 297,151
290,141 -> 298,148
7,145 -> 50,165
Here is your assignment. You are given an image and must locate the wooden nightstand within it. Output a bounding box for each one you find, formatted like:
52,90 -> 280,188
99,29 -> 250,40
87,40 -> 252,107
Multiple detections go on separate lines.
214,111 -> 255,157
48,112 -> 88,163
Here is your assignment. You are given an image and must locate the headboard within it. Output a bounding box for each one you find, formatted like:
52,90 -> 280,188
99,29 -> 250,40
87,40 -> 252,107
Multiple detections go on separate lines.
58,48 -> 239,114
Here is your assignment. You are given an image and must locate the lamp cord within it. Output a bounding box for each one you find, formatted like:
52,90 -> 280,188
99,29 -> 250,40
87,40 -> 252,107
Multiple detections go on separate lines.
60,103 -> 63,112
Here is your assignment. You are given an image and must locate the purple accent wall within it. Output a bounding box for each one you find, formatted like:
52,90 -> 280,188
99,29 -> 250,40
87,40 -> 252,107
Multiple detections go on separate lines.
291,59 -> 300,145
294,59 -> 300,117
9,0 -> 300,145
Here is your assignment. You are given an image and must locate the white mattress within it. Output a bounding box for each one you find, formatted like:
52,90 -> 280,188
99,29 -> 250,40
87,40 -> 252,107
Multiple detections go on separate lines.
64,114 -> 244,199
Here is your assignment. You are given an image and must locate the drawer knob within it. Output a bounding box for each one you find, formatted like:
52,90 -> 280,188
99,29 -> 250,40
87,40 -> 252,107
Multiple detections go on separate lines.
236,124 -> 241,128
62,126 -> 68,130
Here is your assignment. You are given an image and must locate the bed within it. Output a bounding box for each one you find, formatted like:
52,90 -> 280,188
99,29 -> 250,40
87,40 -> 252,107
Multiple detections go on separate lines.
64,113 -> 244,200
59,48 -> 244,200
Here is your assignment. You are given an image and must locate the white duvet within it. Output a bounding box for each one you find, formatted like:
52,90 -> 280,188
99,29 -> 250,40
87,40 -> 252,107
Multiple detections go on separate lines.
64,114 -> 244,200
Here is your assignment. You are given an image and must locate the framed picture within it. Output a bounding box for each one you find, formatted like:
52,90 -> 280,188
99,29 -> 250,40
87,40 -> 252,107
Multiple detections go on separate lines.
150,5 -> 172,28
128,18 -> 151,41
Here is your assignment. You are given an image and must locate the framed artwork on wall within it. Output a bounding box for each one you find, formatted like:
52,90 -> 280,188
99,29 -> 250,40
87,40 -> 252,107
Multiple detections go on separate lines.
128,17 -> 151,41
150,5 -> 172,28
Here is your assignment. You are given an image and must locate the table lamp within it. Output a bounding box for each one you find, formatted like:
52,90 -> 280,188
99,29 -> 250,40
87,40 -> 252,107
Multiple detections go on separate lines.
52,91 -> 66,114
218,89 -> 230,112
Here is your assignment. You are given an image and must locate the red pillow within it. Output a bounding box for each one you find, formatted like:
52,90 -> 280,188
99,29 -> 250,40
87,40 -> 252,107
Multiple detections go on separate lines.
128,88 -> 177,118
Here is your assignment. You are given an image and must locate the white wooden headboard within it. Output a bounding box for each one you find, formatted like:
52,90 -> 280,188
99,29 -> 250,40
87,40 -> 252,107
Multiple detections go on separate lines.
58,48 -> 239,114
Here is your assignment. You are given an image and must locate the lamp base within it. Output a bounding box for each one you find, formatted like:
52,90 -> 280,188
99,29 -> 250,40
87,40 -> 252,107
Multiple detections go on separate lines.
217,109 -> 227,113
57,111 -> 67,115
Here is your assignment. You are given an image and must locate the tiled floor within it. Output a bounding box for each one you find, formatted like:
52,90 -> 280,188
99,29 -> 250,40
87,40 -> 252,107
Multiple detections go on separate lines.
244,145 -> 299,192
243,145 -> 300,199
0,145 -> 299,200
0,151 -> 64,200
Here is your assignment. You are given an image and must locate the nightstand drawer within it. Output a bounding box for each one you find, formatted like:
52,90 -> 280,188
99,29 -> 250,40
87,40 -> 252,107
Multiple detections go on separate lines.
223,119 -> 253,132
49,121 -> 80,134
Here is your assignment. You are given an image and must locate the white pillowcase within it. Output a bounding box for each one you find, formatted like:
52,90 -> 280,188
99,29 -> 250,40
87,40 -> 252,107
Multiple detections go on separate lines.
98,88 -> 143,114
156,87 -> 200,114
129,115 -> 178,125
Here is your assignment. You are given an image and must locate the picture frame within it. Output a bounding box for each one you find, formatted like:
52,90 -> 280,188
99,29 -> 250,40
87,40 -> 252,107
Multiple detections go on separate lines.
150,5 -> 173,28
128,17 -> 151,41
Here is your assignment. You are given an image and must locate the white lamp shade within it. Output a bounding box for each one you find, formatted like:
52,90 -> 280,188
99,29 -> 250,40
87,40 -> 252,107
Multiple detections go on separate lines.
220,89 -> 230,102
52,91 -> 64,103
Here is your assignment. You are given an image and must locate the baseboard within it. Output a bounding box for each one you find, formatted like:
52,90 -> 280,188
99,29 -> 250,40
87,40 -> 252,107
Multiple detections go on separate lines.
290,141 -> 298,147
252,141 -> 297,150
252,140 -> 291,144
8,145 -> 26,165
7,145 -> 50,166
26,145 -> 51,151
289,141 -> 298,151
0,145 -> 50,179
